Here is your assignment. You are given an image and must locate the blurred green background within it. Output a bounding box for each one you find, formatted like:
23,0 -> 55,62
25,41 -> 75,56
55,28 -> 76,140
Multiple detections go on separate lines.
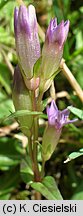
0,0 -> 83,200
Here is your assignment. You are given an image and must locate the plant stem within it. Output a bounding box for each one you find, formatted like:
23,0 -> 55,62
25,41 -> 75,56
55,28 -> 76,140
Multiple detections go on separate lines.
41,159 -> 45,179
28,136 -> 34,173
35,191 -> 41,200
31,91 -> 41,179
33,117 -> 41,182
28,130 -> 41,199
31,91 -> 41,199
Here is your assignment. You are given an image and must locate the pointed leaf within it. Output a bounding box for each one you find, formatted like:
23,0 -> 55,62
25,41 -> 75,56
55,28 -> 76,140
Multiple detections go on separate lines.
31,176 -> 63,200
20,159 -> 34,184
64,148 -> 83,163
33,57 -> 42,77
6,110 -> 43,120
68,106 -> 83,120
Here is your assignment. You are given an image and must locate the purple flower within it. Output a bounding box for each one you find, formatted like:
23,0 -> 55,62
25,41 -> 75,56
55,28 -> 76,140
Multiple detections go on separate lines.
46,19 -> 69,45
42,100 -> 77,161
47,100 -> 77,131
40,19 -> 70,80
14,5 -> 40,79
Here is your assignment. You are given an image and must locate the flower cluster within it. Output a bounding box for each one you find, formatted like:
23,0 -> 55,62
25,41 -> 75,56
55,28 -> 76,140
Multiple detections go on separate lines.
11,4 -> 80,194
13,4 -> 77,162
14,4 -> 69,91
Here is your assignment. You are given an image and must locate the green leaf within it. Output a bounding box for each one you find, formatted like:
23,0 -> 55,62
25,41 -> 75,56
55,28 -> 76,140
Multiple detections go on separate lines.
0,155 -> 20,167
0,63 -> 11,94
0,92 -> 14,120
68,106 -> 83,120
40,114 -> 48,119
6,110 -> 43,121
33,57 -> 42,77
5,110 -> 47,121
0,0 -> 11,9
0,137 -> 24,170
31,176 -> 63,200
64,148 -> 83,163
71,181 -> 83,200
0,167 -> 20,198
20,159 -> 34,184
0,26 -> 13,44
0,193 -> 10,200
71,191 -> 83,200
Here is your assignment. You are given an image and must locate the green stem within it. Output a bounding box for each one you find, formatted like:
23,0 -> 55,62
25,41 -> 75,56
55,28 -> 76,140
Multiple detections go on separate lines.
28,136 -> 34,173
31,90 -> 36,111
27,91 -> 42,199
41,158 -> 45,179
33,117 -> 41,182
37,90 -> 44,113
31,91 -> 41,182
28,129 -> 41,199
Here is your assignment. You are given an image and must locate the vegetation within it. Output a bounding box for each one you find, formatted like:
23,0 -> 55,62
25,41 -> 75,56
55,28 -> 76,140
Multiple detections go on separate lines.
0,0 -> 83,200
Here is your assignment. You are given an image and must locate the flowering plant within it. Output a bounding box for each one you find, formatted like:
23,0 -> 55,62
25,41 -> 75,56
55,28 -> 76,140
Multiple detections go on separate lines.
12,3 -> 78,200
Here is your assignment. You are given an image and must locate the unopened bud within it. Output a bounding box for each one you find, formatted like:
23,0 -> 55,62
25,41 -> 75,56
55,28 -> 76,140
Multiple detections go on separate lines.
14,5 -> 40,79
39,19 -> 69,92
12,65 -> 33,136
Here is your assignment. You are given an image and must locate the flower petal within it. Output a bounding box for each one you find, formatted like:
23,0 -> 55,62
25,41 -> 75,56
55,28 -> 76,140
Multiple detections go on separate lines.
47,100 -> 58,117
47,100 -> 78,130
64,20 -> 70,42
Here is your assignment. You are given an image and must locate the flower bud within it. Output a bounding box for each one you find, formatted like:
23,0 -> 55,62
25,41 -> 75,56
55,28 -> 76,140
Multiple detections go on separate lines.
40,19 -> 69,82
12,65 -> 33,136
14,5 -> 40,79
